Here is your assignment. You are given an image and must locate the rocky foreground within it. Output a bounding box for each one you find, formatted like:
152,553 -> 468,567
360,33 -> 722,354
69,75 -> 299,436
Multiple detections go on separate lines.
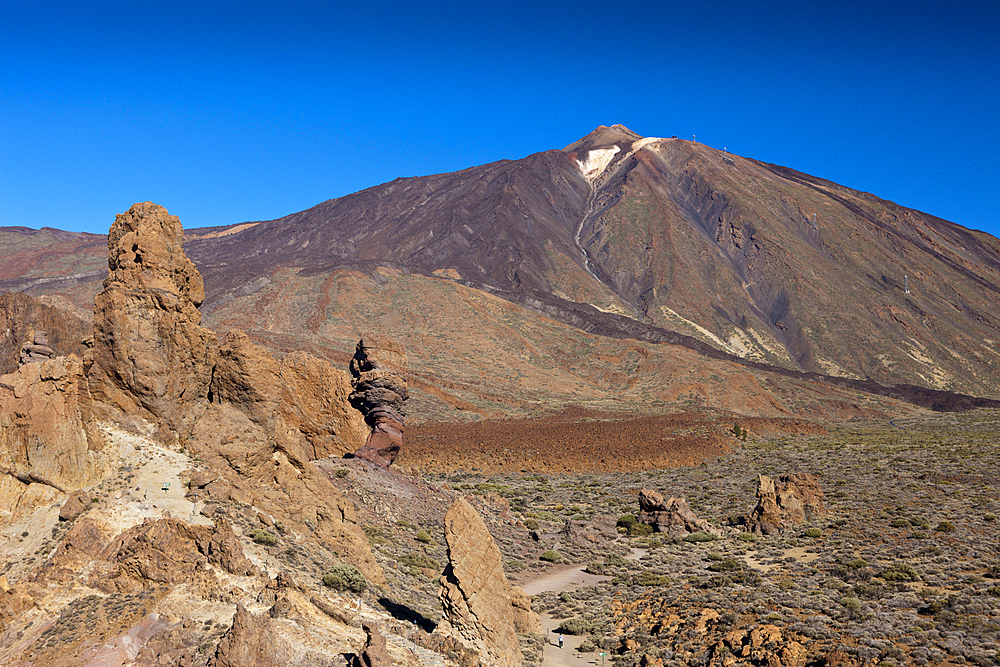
0,203 -> 533,667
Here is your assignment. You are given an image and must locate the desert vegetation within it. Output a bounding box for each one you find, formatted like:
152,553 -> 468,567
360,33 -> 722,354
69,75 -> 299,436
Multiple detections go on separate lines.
406,409 -> 1000,666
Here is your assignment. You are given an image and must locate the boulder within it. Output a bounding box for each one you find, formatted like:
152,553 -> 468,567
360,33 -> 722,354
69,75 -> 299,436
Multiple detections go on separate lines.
0,356 -> 105,526
747,473 -> 826,535
637,490 -> 719,536
560,514 -> 619,544
349,334 -> 408,467
87,202 -> 218,436
348,622 -> 392,667
59,489 -> 91,522
439,497 -> 524,667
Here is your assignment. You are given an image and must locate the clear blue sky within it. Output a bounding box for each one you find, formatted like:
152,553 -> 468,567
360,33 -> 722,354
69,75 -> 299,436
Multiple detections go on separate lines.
2,1 -> 998,239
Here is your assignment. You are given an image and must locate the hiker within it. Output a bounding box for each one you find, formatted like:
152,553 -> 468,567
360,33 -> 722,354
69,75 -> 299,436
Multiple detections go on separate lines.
558,633 -> 564,649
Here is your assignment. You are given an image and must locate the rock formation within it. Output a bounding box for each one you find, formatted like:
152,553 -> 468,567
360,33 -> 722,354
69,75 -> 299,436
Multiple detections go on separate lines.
349,334 -> 408,467
211,330 -> 367,461
1,292 -> 91,375
746,473 -> 826,535
0,355 -> 105,526
87,202 -> 219,437
438,497 -> 525,667
348,622 -> 392,667
637,489 -> 720,536
19,330 -> 54,365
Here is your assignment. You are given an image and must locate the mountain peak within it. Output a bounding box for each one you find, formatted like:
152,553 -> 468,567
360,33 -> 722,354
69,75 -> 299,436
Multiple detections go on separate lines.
563,124 -> 644,154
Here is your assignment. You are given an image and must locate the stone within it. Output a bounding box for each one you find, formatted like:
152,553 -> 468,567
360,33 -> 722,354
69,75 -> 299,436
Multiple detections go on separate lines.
637,490 -> 719,536
439,497 -> 524,667
349,334 -> 408,467
348,622 -> 391,667
87,202 -> 218,436
510,585 -> 542,633
0,356 -> 105,526
59,489 -> 91,522
747,473 -> 826,535
560,514 -> 619,544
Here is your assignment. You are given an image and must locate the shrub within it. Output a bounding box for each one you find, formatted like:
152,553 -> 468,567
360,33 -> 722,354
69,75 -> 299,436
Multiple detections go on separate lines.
557,618 -> 593,635
890,517 -> 910,528
707,558 -> 742,572
627,523 -> 654,537
604,553 -> 628,567
415,531 -> 435,544
986,586 -> 1000,597
540,550 -> 562,563
840,596 -> 862,611
250,529 -> 277,546
804,527 -> 823,538
322,564 -> 367,593
578,639 -> 597,652
635,572 -> 671,586
524,519 -> 539,531
879,562 -> 919,582
334,468 -> 349,478
684,531 -> 720,543
617,514 -> 638,529
736,532 -> 758,543
934,521 -> 956,533
847,558 -> 869,570
398,553 -> 440,571
985,512 -> 997,522
584,562 -> 605,575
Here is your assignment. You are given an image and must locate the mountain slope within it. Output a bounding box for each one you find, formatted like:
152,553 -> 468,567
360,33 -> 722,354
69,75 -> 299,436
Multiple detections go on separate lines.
3,125 -> 999,404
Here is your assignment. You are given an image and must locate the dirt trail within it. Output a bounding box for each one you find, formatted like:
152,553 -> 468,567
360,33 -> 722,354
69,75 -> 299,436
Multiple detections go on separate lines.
523,549 -> 644,667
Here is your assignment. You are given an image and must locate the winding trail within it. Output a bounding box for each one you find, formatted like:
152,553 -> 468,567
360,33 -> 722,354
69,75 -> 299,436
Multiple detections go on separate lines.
522,549 -> 645,667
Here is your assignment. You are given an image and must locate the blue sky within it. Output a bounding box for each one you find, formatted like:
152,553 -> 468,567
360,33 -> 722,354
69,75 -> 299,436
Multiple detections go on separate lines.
2,1 -> 998,239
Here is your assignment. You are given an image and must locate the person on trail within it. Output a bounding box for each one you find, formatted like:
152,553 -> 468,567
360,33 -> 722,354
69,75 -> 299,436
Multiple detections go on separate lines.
558,634 -> 564,649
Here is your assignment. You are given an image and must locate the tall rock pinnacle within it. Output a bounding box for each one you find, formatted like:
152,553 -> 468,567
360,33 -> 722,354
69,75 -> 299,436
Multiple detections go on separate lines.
87,202 -> 217,437
348,334 -> 408,467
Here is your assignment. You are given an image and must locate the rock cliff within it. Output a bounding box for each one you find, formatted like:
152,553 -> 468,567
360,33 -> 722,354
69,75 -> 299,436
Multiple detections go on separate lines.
439,497 -> 524,667
0,355 -> 105,526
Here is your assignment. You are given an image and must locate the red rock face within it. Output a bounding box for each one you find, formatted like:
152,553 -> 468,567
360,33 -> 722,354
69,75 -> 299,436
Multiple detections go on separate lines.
348,334 -> 408,467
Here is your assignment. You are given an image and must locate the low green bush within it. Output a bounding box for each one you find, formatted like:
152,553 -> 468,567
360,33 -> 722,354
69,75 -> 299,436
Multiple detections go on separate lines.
934,521 -> 956,533
879,562 -> 919,582
398,553 -> 440,571
540,550 -> 562,563
616,514 -> 637,529
684,531 -> 719,543
604,553 -> 628,567
627,523 -> 654,537
635,572 -> 671,586
250,529 -> 277,546
415,531 -> 435,544
803,527 -> 823,538
707,558 -> 742,572
524,519 -> 539,531
322,564 -> 367,593
557,617 -> 592,635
